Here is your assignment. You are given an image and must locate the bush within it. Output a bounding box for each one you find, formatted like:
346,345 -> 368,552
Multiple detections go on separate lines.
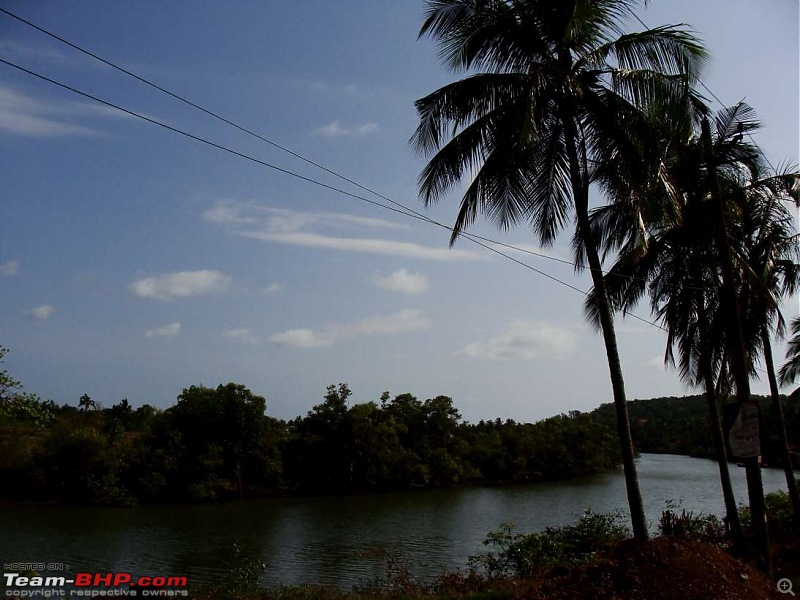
658,506 -> 727,544
201,543 -> 266,600
469,510 -> 629,577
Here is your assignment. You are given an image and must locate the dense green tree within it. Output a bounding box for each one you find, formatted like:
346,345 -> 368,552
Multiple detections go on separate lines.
411,0 -> 705,540
141,383 -> 283,500
0,374 -> 622,505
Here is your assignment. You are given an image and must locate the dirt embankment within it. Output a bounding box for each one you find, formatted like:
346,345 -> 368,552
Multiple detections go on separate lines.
524,537 -> 774,600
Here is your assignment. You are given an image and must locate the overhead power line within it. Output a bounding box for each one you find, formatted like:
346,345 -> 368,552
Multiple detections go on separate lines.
2,6 -> 787,378
4,57 -> 657,321
2,11 -> 786,377
0,5 -> 699,292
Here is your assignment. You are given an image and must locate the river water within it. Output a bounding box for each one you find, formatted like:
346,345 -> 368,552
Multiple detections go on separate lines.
0,454 -> 791,589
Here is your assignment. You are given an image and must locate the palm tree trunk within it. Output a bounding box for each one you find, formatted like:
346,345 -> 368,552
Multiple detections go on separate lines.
579,212 -> 649,542
696,318 -> 744,548
702,363 -> 746,549
702,116 -> 771,572
761,330 -> 800,523
558,94 -> 647,541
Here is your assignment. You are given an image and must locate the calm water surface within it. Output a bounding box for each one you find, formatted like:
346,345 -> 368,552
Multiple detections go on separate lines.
0,454 -> 790,588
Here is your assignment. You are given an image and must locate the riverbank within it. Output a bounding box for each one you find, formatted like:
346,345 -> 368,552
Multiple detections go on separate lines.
192,539 -> 773,599
191,498 -> 799,600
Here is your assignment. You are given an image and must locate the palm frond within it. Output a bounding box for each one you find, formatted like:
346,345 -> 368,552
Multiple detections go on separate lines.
411,73 -> 531,155
419,0 -> 543,72
588,25 -> 707,80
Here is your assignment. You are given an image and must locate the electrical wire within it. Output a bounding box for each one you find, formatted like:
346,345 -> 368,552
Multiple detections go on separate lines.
0,5 -> 702,293
0,56 -> 667,330
2,5 -> 788,379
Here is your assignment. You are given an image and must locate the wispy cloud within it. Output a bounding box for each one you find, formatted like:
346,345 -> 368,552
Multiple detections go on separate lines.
0,260 -> 19,276
269,309 -> 431,349
460,321 -> 576,361
129,270 -> 230,301
314,121 -> 378,137
223,327 -> 260,345
264,282 -> 285,294
269,328 -> 332,348
145,322 -> 181,338
0,85 -> 129,138
204,203 -> 406,232
24,304 -> 55,320
204,202 -> 485,262
202,205 -> 258,225
241,231 -> 481,261
375,269 -> 429,295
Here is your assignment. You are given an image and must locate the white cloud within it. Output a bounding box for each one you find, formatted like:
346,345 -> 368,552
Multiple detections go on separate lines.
264,282 -> 285,294
202,205 -> 257,225
129,270 -> 230,301
223,327 -> 260,345
144,322 -> 181,338
0,260 -> 19,276
240,230 -> 482,261
460,321 -> 576,361
350,309 -> 430,335
375,269 -> 429,295
0,86 -> 128,138
269,309 -> 431,349
269,328 -> 335,348
24,304 -> 54,320
314,121 -> 379,137
208,203 -> 407,232
204,203 -> 484,261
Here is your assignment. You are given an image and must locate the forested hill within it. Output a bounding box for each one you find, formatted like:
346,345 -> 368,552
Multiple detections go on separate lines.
590,394 -> 800,462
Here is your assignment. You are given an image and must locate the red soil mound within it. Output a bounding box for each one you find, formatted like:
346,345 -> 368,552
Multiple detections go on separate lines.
524,537 -> 772,600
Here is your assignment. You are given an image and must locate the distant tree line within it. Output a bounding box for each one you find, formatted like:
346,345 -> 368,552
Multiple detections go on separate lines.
590,395 -> 800,465
0,379 -> 620,506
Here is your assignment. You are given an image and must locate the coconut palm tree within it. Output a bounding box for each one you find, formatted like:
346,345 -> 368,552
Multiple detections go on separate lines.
587,102 -> 797,566
584,127 -> 747,550
411,0 -> 706,540
732,168 -> 800,524
780,319 -> 800,384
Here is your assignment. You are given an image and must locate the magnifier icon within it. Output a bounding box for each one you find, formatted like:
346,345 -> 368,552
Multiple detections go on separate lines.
778,578 -> 796,596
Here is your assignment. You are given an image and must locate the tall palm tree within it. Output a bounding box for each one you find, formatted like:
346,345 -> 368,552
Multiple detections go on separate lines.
732,167 -> 800,524
588,102 -> 797,565
411,0 -> 706,540
584,122 -> 747,550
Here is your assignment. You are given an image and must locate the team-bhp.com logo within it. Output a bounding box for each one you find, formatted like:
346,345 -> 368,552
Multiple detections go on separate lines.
3,571 -> 188,597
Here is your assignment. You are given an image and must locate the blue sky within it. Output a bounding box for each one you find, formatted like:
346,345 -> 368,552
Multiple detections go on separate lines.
1,0 -> 798,422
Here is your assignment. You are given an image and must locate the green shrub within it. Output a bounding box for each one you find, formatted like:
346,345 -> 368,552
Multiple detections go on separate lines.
658,507 -> 726,543
469,510 -> 629,577
201,543 -> 266,600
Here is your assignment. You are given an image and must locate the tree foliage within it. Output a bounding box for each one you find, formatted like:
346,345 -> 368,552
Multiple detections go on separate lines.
0,375 -> 620,506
